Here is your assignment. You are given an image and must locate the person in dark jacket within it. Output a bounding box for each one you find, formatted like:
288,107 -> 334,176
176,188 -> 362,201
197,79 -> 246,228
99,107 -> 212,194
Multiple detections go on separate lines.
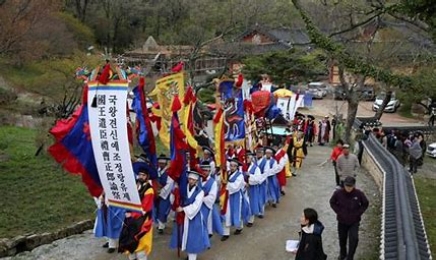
295,208 -> 327,260
329,176 -> 369,260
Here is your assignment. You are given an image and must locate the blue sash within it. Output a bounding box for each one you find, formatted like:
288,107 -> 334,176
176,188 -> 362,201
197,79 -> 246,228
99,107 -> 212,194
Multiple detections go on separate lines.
157,170 -> 168,186
229,171 -> 242,182
248,164 -> 258,175
258,158 -> 275,172
202,177 -> 215,196
182,186 -> 201,207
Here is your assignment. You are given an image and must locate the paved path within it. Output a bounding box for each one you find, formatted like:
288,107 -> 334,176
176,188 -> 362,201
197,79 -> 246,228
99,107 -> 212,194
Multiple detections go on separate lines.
309,99 -> 423,125
5,146 -> 380,260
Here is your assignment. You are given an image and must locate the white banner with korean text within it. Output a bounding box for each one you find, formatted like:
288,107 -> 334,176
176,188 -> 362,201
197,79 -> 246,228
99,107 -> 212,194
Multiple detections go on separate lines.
87,81 -> 142,212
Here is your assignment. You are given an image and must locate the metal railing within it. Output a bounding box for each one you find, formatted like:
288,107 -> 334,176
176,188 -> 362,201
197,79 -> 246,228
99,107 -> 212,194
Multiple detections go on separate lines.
361,130 -> 432,260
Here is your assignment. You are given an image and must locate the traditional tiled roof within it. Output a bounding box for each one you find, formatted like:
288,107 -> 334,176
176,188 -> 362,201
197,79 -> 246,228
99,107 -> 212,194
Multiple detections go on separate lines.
207,41 -> 291,57
235,24 -> 311,45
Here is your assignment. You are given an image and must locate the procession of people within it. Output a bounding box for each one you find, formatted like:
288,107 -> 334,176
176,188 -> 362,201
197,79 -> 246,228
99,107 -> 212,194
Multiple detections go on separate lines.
48,64 -> 369,260
94,120 -> 315,257
90,110 -> 344,260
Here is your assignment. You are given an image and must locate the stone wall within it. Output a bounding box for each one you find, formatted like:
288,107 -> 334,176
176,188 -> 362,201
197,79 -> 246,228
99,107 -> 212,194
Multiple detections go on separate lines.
361,145 -> 384,193
0,220 -> 93,257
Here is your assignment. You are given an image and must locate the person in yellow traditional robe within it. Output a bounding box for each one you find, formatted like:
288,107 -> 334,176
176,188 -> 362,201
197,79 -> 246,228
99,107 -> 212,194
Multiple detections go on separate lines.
292,131 -> 306,172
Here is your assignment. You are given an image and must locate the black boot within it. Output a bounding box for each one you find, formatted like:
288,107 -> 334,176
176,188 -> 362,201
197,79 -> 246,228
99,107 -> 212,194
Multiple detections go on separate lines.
234,229 -> 243,235
221,235 -> 229,241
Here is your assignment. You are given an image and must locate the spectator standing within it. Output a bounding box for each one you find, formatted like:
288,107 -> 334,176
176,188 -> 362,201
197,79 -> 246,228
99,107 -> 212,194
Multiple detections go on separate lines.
379,130 -> 388,149
408,134 -> 422,174
335,144 -> 360,187
330,139 -> 344,188
386,129 -> 397,153
416,132 -> 426,167
329,177 -> 369,260
392,133 -> 405,166
295,208 -> 327,260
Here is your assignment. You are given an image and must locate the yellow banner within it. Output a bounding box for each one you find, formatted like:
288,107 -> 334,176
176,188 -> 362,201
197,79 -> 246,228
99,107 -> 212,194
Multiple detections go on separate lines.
182,101 -> 198,152
149,73 -> 185,148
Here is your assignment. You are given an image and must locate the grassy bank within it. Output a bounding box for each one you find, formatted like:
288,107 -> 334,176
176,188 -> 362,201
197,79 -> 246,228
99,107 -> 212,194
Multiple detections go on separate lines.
0,126 -> 168,239
415,175 -> 436,258
0,126 -> 95,238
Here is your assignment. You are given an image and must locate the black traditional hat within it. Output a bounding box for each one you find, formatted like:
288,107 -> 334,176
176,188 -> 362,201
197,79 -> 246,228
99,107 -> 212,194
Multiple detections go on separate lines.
264,146 -> 276,154
157,154 -> 170,163
255,146 -> 264,153
202,146 -> 214,156
307,115 -> 315,120
187,170 -> 202,180
227,158 -> 242,166
132,161 -> 158,180
136,153 -> 150,163
246,151 -> 256,157
200,160 -> 211,169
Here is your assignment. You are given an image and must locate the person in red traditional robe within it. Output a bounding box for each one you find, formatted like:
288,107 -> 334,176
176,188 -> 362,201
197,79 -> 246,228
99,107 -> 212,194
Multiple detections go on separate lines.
235,144 -> 246,164
274,138 -> 290,195
119,168 -> 154,260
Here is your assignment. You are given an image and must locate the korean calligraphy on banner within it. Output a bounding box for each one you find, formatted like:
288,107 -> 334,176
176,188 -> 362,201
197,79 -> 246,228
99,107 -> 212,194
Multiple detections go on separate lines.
87,81 -> 142,212
148,72 -> 185,149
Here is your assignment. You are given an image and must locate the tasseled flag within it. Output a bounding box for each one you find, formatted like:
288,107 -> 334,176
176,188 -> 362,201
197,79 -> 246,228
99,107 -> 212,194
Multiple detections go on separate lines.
171,61 -> 184,73
171,94 -> 182,112
92,64 -> 112,107
167,95 -> 189,199
48,85 -> 103,197
98,64 -> 112,85
235,74 -> 243,88
183,86 -> 199,163
214,107 -> 229,215
150,103 -> 162,130
243,99 -> 253,113
132,77 -> 157,166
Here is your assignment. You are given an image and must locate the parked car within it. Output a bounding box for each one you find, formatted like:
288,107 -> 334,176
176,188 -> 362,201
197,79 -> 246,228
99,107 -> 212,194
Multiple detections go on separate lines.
309,82 -> 329,96
427,142 -> 436,158
307,82 -> 327,99
359,85 -> 376,101
372,92 -> 401,113
333,85 -> 375,101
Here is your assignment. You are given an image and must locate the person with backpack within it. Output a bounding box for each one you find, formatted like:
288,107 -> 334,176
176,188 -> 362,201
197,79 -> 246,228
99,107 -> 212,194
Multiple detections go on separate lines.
295,208 -> 327,260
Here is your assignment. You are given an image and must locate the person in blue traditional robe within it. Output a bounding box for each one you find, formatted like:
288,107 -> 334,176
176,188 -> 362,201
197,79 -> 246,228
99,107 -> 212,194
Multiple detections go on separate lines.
170,171 -> 210,260
246,152 -> 266,226
200,161 -> 224,238
200,146 -> 216,176
93,192 -> 126,253
255,147 -> 268,217
258,147 -> 281,208
154,154 -> 173,234
221,159 -> 250,241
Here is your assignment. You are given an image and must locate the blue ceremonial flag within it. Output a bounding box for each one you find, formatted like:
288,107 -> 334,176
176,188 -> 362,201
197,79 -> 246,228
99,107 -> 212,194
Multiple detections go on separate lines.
132,78 -> 157,166
48,87 -> 103,197
219,80 -> 245,142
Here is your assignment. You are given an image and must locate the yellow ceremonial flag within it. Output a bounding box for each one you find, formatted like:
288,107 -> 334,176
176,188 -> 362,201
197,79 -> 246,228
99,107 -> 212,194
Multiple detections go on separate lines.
213,108 -> 225,168
151,72 -> 185,149
182,87 -> 198,153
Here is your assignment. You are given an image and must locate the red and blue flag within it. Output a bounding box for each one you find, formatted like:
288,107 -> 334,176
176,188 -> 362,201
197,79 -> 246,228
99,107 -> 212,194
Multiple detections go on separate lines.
132,77 -> 157,166
48,86 -> 103,197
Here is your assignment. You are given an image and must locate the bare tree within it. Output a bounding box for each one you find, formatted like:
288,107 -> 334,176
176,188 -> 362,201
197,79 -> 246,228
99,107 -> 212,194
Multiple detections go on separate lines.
64,0 -> 92,22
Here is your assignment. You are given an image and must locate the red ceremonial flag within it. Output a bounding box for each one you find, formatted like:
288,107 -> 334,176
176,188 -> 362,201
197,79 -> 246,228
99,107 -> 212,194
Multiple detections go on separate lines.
48,85 -> 103,197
